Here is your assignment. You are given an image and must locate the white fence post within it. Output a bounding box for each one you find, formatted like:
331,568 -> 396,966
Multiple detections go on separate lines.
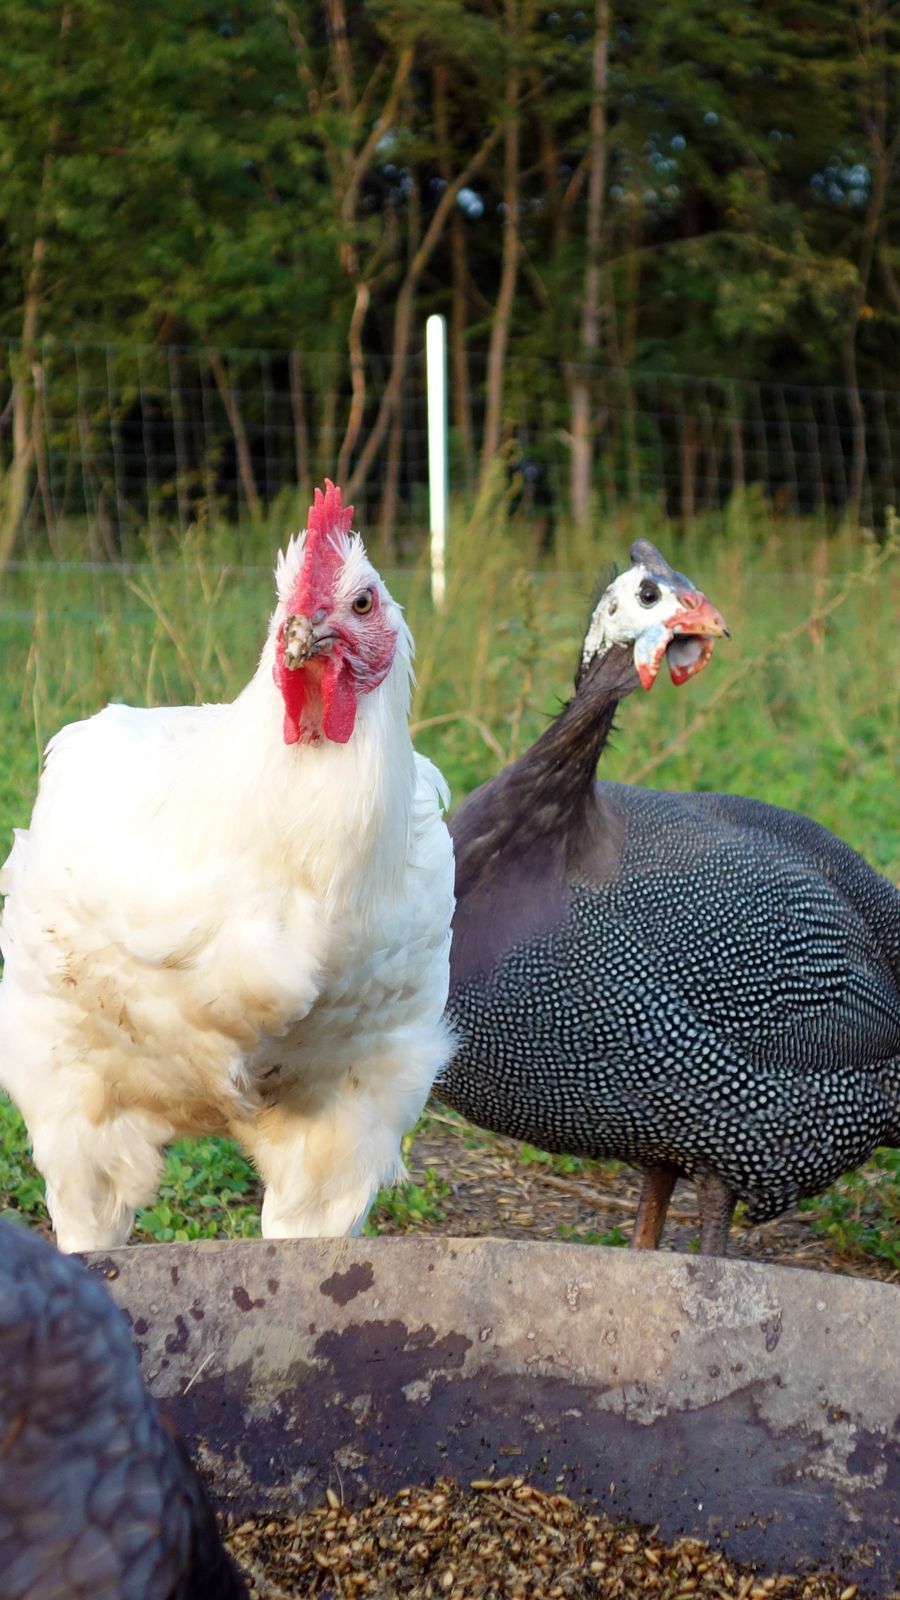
426,314 -> 448,609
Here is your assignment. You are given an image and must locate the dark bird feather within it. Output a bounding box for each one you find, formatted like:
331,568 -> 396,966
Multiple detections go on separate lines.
440,552 -> 900,1253
0,1221 -> 247,1600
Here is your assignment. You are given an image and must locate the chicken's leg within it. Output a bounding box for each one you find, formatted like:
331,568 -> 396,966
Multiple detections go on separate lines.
630,1163 -> 678,1250
241,1099 -> 400,1240
30,1106 -> 166,1253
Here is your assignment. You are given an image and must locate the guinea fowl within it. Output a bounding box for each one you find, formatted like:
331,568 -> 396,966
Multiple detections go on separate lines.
0,1220 -> 246,1599
440,541 -> 900,1254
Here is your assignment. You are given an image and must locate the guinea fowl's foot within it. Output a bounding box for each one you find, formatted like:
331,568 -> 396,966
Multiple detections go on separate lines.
694,1169 -> 737,1256
630,1164 -> 679,1249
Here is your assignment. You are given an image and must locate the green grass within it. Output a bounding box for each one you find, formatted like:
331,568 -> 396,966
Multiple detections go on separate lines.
364,1165 -> 451,1235
0,1095 -> 449,1243
0,499 -> 898,1264
799,1148 -> 900,1269
557,1222 -> 631,1249
0,1096 -> 48,1229
516,1143 -> 596,1177
135,1138 -> 260,1243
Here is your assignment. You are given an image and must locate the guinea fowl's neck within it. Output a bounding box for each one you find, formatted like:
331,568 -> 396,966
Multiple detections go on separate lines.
517,644 -> 639,825
454,642 -> 641,876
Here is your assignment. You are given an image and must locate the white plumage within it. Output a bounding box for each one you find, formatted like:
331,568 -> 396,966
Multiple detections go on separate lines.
0,483 -> 455,1251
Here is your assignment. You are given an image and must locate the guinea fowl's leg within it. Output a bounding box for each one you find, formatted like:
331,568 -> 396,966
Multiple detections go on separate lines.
694,1169 -> 737,1256
630,1164 -> 679,1249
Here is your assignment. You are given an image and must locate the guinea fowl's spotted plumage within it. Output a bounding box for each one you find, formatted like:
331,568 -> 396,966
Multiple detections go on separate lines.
440,545 -> 900,1247
445,786 -> 900,1222
0,1222 -> 246,1600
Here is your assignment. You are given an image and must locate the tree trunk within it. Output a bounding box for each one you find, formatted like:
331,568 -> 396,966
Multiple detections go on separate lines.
379,399 -> 403,562
167,347 -> 190,534
336,277 -> 372,485
730,405 -> 745,497
377,177 -> 423,559
345,118 -> 507,504
679,412 -> 698,524
207,348 -> 262,523
288,349 -> 310,496
699,394 -> 717,511
0,2 -> 71,573
480,0 -> 522,477
324,0 -> 354,116
568,0 -> 609,527
804,396 -> 825,514
31,360 -> 57,552
283,2 -> 413,495
329,1 -> 412,487
842,125 -> 893,521
449,211 -> 476,493
775,385 -> 797,513
434,61 -> 475,491
841,0 -> 900,520
843,338 -> 867,521
0,244 -> 43,574
1,374 -> 34,575
318,351 -> 339,482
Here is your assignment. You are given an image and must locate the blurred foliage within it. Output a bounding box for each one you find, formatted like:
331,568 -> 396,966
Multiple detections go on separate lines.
800,1148 -> 900,1269
0,0 -> 898,484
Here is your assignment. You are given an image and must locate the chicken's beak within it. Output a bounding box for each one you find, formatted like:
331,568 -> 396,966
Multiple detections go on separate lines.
282,613 -> 339,669
634,590 -> 729,691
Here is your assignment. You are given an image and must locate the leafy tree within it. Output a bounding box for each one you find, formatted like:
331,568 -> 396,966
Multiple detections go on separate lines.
1,0 -> 899,551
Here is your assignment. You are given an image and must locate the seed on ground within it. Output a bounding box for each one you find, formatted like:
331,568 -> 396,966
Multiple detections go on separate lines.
223,1477 -> 869,1599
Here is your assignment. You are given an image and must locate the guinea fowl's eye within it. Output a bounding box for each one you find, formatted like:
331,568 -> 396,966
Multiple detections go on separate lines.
638,580 -> 661,607
352,589 -> 375,615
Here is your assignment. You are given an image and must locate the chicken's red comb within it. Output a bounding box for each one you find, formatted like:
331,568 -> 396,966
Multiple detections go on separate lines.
297,479 -> 355,614
308,479 -> 354,541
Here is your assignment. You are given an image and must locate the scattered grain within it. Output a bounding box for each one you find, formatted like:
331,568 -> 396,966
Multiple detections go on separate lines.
224,1477 -> 869,1600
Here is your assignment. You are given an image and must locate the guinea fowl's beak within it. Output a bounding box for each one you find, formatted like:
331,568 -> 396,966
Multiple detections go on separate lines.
635,591 -> 729,691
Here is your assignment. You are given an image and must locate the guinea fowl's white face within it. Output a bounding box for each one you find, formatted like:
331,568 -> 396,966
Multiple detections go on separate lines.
581,551 -> 728,690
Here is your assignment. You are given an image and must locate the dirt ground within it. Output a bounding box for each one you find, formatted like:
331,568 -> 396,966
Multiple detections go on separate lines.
375,1101 -> 899,1286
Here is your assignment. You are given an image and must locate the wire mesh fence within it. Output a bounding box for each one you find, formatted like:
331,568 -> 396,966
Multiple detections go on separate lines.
2,336 -> 899,555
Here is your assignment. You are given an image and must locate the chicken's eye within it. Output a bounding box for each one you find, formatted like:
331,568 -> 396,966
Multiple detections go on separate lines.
352,589 -> 375,615
639,580 -> 661,607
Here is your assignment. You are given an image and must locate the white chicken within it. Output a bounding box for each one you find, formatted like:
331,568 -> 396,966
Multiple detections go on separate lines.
0,481 -> 455,1252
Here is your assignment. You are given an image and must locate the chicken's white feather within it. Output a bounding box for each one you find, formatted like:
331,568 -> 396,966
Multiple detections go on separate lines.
0,515 -> 455,1251
275,529 -> 308,604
